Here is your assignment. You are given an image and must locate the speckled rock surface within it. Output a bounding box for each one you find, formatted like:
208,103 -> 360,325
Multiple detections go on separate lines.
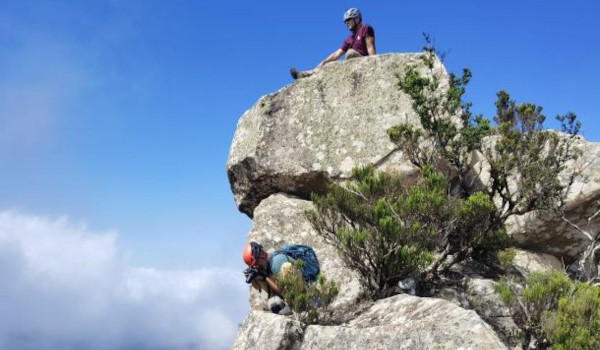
227,53 -> 443,217
230,311 -> 303,350
512,249 -> 563,278
300,294 -> 508,350
245,194 -> 365,317
466,278 -> 521,346
231,295 -> 508,350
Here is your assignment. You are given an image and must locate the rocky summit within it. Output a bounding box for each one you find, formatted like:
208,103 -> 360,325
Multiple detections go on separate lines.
227,53 -> 600,349
226,53 -> 439,218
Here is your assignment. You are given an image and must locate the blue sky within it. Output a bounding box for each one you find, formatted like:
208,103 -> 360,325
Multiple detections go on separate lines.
0,1 -> 599,349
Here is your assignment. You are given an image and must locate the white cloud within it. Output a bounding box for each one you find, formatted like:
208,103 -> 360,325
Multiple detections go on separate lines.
0,211 -> 249,350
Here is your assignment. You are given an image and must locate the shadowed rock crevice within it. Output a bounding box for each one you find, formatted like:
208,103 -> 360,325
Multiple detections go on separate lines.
506,194 -> 600,262
228,158 -> 329,218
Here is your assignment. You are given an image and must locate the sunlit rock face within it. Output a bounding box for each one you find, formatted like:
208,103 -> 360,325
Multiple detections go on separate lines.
226,53 -> 442,218
232,295 -> 508,350
227,52 -> 599,350
245,194 -> 364,319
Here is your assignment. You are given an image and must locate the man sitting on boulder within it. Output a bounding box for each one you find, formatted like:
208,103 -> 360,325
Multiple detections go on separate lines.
290,7 -> 376,80
242,241 -> 320,315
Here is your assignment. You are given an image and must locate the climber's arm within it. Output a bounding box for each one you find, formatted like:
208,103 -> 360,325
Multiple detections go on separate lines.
264,276 -> 283,297
316,49 -> 345,68
249,273 -> 283,297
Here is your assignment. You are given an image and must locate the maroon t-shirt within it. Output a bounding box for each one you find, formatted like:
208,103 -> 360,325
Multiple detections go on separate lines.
340,24 -> 375,57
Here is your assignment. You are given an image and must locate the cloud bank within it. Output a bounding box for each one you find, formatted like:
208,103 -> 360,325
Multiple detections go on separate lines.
0,211 -> 248,350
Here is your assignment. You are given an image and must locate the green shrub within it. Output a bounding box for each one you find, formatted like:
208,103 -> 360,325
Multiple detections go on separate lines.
543,282 -> 600,350
495,270 -> 600,349
307,166 -> 447,299
276,261 -> 339,325
493,279 -> 515,305
522,271 -> 571,310
498,248 -> 516,269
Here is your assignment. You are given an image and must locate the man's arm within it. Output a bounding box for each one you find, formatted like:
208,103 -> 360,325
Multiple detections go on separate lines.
316,49 -> 345,68
366,36 -> 376,56
264,276 -> 283,297
249,274 -> 283,297
258,260 -> 299,298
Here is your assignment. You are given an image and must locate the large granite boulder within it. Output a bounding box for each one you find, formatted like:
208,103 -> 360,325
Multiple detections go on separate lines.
245,193 -> 365,316
232,295 -> 508,350
227,53 -> 445,217
468,135 -> 600,261
503,139 -> 600,261
302,295 -> 508,350
512,249 -> 563,278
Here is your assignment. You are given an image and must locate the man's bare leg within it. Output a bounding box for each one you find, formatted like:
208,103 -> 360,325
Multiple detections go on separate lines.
290,49 -> 364,80
345,48 -> 364,60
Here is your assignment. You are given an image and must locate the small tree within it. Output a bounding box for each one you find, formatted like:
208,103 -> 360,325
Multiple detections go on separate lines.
308,165 -> 498,298
387,35 -> 580,273
307,166 -> 439,298
494,202 -> 600,348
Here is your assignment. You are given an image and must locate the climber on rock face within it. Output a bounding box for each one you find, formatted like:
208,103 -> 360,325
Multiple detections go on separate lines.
290,7 -> 376,80
243,241 -> 290,315
242,241 -> 320,315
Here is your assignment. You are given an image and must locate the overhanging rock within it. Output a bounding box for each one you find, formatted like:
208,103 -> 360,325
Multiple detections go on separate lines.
227,53 -> 444,217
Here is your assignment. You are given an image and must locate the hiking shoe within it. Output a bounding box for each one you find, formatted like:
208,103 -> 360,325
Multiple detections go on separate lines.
290,67 -> 299,80
268,296 -> 286,314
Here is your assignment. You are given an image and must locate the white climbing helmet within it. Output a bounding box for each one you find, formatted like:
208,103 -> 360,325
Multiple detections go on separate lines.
343,8 -> 361,22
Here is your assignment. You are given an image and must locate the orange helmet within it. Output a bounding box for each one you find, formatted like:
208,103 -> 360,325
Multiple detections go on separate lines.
242,242 -> 262,267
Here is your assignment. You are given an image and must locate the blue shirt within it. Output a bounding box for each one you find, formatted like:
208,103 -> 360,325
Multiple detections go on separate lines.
268,252 -> 295,276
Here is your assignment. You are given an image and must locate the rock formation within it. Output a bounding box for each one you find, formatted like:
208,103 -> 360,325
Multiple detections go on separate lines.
227,53 -> 599,349
233,295 -> 508,350
226,54 -> 439,218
